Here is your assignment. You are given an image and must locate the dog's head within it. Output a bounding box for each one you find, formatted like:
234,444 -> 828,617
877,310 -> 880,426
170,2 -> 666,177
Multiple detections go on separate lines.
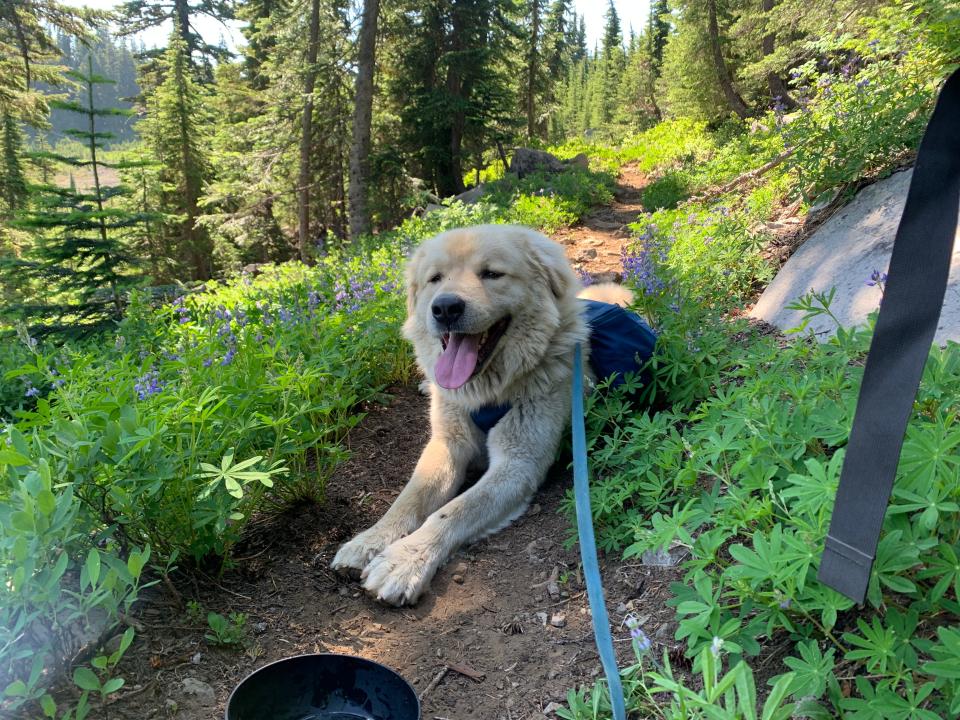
403,224 -> 581,402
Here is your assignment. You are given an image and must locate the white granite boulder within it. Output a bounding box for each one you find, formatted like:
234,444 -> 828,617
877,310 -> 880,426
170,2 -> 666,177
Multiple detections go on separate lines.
750,169 -> 960,344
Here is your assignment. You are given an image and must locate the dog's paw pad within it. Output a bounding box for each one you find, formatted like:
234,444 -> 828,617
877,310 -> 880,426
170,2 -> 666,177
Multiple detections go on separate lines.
361,541 -> 438,606
331,529 -> 392,575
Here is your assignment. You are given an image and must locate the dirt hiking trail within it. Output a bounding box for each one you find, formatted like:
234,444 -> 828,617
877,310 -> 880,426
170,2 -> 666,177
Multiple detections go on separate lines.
99,167 -> 680,720
556,163 -> 647,279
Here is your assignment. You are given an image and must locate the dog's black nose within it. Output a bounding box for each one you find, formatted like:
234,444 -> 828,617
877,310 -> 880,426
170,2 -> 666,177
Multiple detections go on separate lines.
431,294 -> 466,326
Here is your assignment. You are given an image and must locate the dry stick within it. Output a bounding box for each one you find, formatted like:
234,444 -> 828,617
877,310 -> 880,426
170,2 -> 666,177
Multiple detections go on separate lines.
420,666 -> 449,701
161,572 -> 184,609
447,661 -> 485,682
691,148 -> 795,202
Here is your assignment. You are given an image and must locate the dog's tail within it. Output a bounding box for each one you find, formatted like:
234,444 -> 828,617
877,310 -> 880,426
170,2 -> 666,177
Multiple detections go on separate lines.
577,282 -> 633,308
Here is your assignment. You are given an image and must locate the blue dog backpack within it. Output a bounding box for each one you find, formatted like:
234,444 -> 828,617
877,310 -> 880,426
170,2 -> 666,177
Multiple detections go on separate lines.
469,298 -> 657,432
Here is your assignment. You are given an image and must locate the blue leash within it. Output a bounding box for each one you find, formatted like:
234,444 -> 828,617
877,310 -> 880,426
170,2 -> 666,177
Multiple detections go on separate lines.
571,343 -> 627,720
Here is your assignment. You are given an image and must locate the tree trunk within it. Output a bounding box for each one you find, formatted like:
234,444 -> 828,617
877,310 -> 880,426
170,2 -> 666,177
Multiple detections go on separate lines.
761,0 -> 797,109
705,0 -> 750,119
348,0 -> 379,240
175,0 -> 192,54
442,11 -> 466,197
526,0 -> 540,140
298,0 -> 321,261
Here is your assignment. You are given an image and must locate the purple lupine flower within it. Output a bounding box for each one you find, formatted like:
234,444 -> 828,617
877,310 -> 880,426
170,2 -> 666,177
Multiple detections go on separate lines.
577,268 -> 593,287
817,75 -> 834,98
221,348 -> 236,366
779,598 -> 792,610
866,269 -> 888,287
25,386 -> 40,398
710,636 -> 724,658
625,615 -> 652,653
172,296 -> 190,324
621,226 -> 671,298
134,370 -> 163,400
772,96 -> 787,125
203,357 -> 214,368
857,78 -> 870,89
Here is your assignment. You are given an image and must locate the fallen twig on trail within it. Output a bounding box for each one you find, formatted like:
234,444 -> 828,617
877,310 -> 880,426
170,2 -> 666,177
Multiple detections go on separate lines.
448,661 -> 486,682
420,666 -> 449,700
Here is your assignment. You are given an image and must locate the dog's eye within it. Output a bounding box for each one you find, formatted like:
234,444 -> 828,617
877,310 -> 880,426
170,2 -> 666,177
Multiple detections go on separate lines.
481,269 -> 504,280
428,273 -> 442,283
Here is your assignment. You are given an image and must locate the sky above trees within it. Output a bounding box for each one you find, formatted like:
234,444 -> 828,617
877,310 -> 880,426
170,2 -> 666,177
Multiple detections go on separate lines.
59,0 -> 646,51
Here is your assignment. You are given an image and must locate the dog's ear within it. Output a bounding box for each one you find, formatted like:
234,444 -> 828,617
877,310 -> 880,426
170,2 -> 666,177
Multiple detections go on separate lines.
528,233 -> 576,300
404,247 -> 422,317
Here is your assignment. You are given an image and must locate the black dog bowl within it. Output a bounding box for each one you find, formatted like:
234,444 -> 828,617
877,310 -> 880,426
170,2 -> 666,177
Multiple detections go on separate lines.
226,653 -> 420,720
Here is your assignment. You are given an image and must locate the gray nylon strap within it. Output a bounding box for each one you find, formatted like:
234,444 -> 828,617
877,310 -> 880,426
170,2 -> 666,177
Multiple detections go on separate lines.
818,68 -> 960,603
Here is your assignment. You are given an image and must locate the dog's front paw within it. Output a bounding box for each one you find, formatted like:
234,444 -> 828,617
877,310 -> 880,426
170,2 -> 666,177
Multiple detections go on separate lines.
361,536 -> 441,606
331,526 -> 396,577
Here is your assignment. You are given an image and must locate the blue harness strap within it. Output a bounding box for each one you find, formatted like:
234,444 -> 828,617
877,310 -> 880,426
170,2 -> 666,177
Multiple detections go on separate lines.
469,299 -> 657,432
469,403 -> 512,433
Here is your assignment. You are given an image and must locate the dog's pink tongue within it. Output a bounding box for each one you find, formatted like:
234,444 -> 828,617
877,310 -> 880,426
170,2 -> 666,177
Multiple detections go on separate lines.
435,333 -> 480,389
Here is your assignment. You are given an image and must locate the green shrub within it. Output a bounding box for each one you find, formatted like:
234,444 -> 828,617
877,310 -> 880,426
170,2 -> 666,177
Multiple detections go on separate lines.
640,170 -> 692,210
619,118 -> 714,173
0,249 -> 412,716
783,1 -> 957,200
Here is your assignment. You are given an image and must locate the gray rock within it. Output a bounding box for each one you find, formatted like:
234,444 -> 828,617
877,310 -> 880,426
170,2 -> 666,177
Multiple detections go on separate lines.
510,148 -> 566,178
452,184 -> 486,204
751,169 -> 960,343
641,545 -> 686,567
180,677 -> 215,707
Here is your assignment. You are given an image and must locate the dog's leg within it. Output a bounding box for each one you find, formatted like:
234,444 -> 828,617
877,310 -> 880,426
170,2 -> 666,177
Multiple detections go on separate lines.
331,399 -> 478,576
361,396 -> 566,605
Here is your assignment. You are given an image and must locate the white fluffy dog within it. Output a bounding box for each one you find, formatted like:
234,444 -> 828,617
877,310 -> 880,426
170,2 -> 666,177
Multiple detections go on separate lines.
332,224 -> 629,605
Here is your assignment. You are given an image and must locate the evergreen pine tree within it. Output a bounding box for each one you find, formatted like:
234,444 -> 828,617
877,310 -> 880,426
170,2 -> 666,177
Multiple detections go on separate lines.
6,57 -> 149,334
389,0 -> 521,197
543,0 -> 571,81
598,0 -> 626,125
148,25 -> 212,279
602,0 -> 622,54
647,0 -> 669,75
119,0 -> 235,81
571,14 -> 587,63
1,113 -> 28,214
522,0 -> 547,139
1,0 -> 102,126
